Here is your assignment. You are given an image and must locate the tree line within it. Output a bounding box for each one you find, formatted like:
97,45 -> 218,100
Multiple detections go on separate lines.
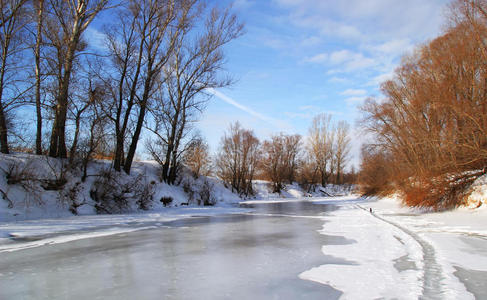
359,0 -> 487,209
188,113 -> 354,197
0,0 -> 243,182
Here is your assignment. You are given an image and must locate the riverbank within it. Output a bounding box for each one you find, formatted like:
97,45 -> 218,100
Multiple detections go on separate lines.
300,195 -> 487,299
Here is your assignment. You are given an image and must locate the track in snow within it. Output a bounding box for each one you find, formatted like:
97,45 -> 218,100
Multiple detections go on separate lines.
356,204 -> 446,299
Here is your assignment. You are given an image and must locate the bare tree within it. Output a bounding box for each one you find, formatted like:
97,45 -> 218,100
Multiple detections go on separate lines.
148,4 -> 243,184
33,0 -> 44,154
105,0 -> 189,174
0,0 -> 29,154
308,113 -> 335,187
260,133 -> 301,193
358,144 -> 394,196
122,0 -> 188,174
261,134 -> 286,193
282,134 -> 301,183
360,2 -> 487,209
334,120 -> 351,184
216,122 -> 259,196
297,151 -> 319,193
68,74 -> 102,164
183,135 -> 211,178
46,0 -> 109,158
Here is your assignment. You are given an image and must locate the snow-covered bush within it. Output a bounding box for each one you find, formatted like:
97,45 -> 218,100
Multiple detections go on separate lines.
2,159 -> 43,206
200,179 -> 216,206
180,175 -> 216,206
0,153 -> 243,220
90,168 -> 155,214
136,179 -> 155,211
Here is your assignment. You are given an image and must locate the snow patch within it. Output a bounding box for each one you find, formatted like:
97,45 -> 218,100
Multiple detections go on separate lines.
299,204 -> 424,299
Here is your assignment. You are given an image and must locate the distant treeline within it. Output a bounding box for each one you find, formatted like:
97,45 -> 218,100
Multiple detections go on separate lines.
213,116 -> 355,197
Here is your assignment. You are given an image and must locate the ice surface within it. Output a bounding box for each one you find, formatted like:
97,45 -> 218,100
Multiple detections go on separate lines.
0,202 -> 342,300
0,207 -> 251,252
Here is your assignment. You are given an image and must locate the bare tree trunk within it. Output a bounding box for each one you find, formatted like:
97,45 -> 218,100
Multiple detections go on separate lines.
123,68 -> 152,174
69,112 -> 82,163
112,17 -> 144,171
0,15 -> 13,154
0,50 -> 9,154
34,0 -> 44,155
0,104 -> 8,154
162,105 -> 180,182
49,29 -> 80,158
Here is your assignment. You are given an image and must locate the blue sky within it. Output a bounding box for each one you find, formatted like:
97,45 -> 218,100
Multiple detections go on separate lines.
197,0 -> 450,167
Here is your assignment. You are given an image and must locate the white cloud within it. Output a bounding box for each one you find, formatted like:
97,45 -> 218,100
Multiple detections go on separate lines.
329,50 -> 352,64
345,96 -> 367,104
300,36 -> 322,47
341,89 -> 367,96
305,49 -> 377,72
373,38 -> 413,54
304,53 -> 328,63
368,71 -> 395,87
328,76 -> 349,84
274,0 -> 447,42
275,0 -> 447,81
234,0 -> 253,9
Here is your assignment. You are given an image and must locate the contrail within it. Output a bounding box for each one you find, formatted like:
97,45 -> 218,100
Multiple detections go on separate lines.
206,88 -> 292,131
206,88 -> 272,122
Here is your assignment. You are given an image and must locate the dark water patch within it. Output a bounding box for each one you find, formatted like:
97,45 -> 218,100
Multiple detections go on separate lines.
394,254 -> 418,272
453,266 -> 487,299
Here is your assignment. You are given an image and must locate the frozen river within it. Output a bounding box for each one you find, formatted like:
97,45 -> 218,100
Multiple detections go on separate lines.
0,201 -> 345,299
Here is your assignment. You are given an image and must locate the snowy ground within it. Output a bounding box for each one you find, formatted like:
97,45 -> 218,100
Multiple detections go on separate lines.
298,195 -> 487,299
1,153 -> 486,298
0,153 -> 242,223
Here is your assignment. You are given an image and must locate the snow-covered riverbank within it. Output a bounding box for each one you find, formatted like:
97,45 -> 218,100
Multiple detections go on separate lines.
299,195 -> 487,299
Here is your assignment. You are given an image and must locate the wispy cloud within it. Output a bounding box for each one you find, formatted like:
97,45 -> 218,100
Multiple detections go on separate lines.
206,88 -> 292,131
304,53 -> 328,63
328,76 -> 349,84
278,0 -> 446,86
275,0 -> 446,42
341,89 -> 367,96
345,96 -> 368,105
234,0 -> 253,9
304,49 -> 377,73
